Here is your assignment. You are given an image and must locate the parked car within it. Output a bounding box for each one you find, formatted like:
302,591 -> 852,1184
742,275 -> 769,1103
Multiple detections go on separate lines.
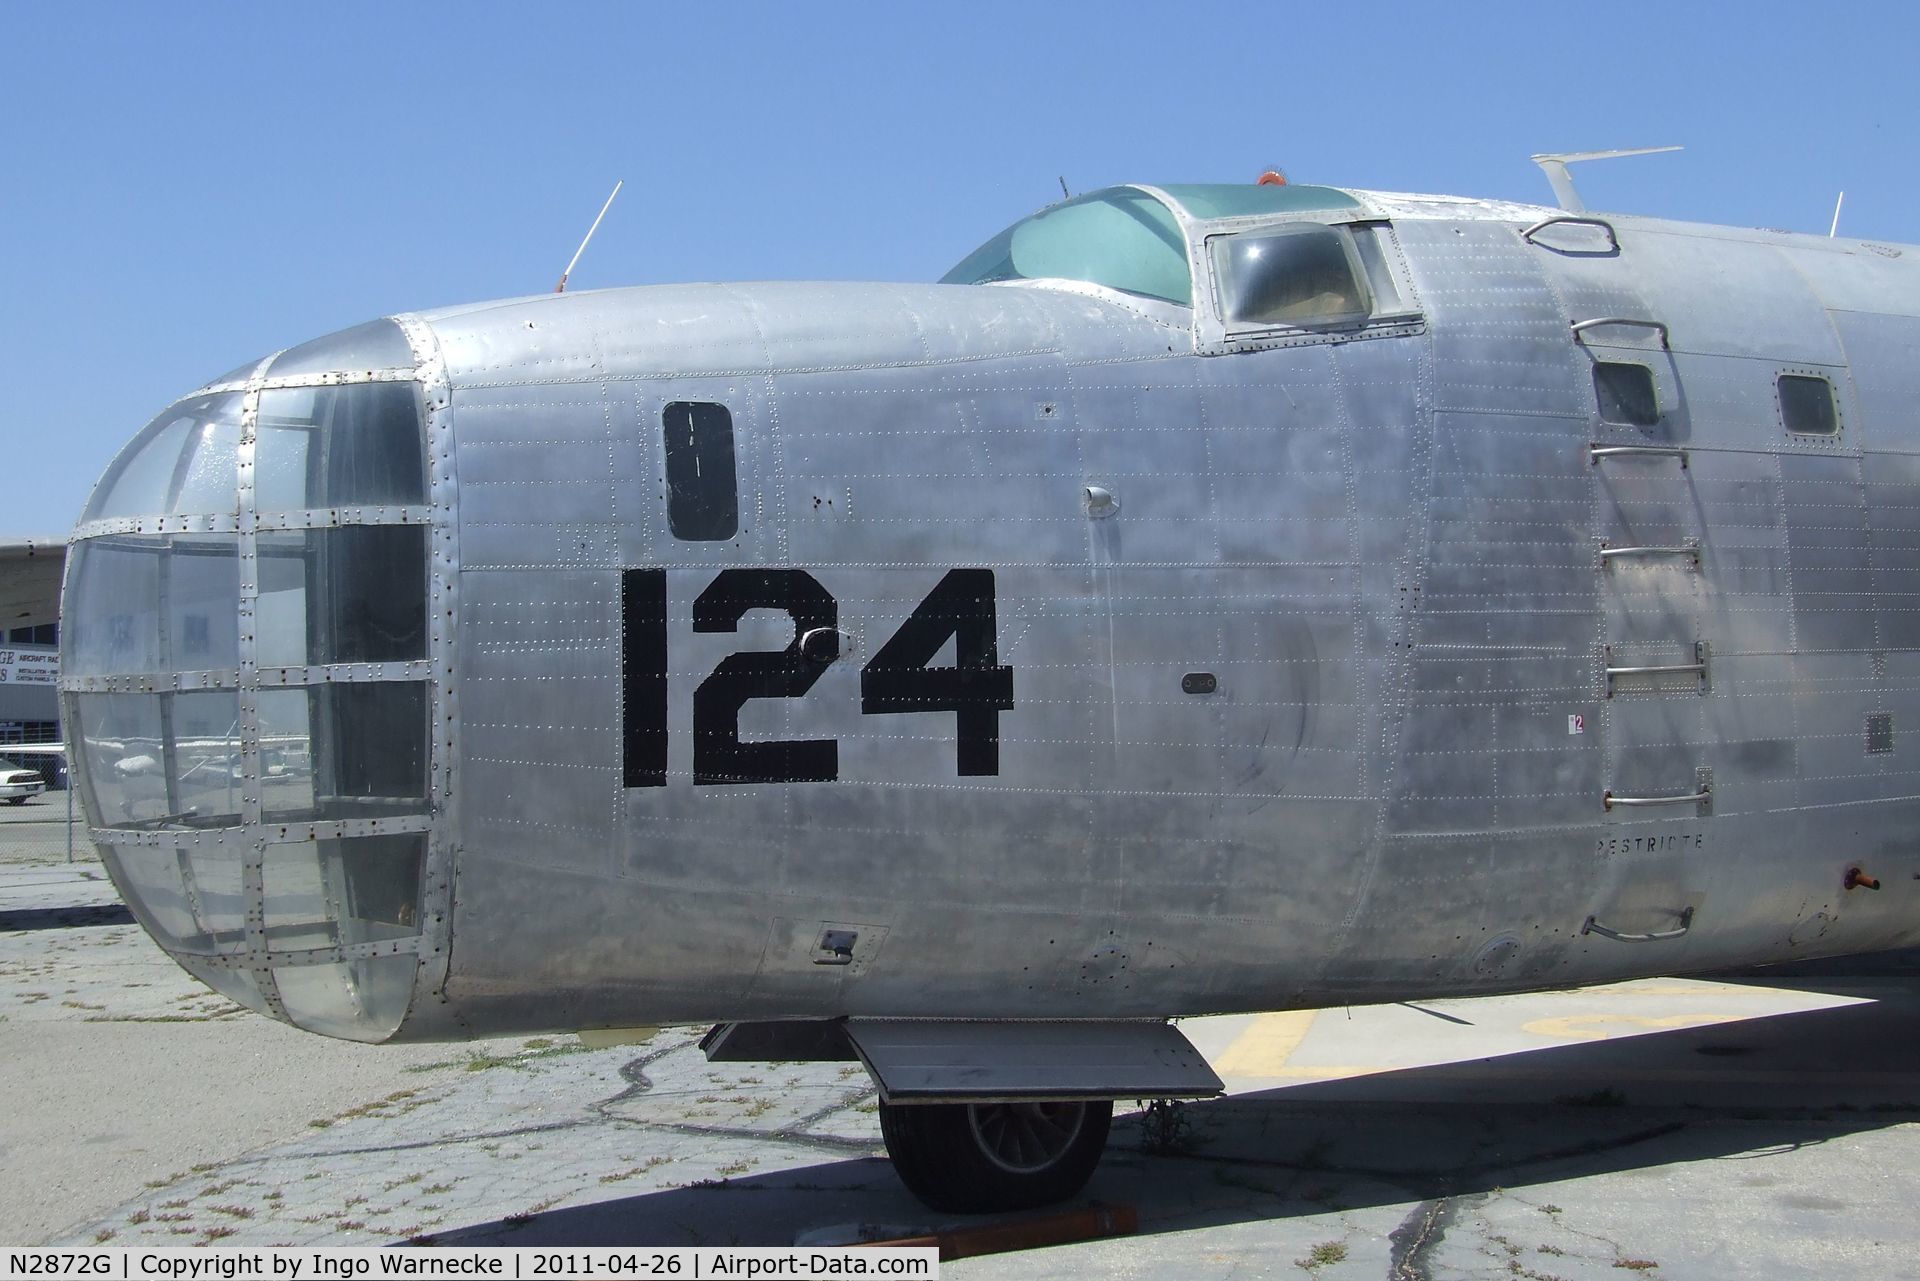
0,744 -> 66,787
0,752 -> 48,805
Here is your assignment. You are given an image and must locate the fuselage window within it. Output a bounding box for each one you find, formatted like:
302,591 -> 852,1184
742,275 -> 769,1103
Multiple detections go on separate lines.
662,401 -> 740,541
1209,224 -> 1371,329
1594,362 -> 1660,427
1778,373 -> 1839,436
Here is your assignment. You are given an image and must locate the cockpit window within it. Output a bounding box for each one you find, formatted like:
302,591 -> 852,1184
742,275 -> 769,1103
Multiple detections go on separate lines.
941,189 -> 1193,306
1209,224 -> 1371,329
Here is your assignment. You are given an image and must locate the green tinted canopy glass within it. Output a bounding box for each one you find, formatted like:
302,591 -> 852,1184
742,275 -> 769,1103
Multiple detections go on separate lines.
1157,183 -> 1360,220
942,188 -> 1193,305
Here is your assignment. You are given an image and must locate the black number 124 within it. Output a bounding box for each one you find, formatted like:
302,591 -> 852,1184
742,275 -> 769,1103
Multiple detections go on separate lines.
621,567 -> 1014,787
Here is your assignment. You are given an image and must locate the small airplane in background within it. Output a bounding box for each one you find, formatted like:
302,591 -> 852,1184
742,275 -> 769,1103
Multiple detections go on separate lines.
53,152 -> 1920,1212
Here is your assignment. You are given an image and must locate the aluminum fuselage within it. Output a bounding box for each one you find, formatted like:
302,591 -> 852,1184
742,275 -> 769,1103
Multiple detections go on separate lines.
411,196 -> 1920,1039
64,184 -> 1920,1044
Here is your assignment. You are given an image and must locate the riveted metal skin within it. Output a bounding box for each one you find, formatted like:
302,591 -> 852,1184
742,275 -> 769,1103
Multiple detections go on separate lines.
388,310 -> 463,1038
61,181 -> 1920,1047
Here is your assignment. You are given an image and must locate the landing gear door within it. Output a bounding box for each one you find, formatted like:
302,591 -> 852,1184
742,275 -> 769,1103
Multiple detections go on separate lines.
843,1018 -> 1222,1104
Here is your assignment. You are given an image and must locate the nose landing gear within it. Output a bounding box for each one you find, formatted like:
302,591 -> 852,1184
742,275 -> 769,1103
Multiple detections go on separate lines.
878,1098 -> 1115,1213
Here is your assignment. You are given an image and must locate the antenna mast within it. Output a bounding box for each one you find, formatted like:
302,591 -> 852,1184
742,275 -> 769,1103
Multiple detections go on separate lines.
1830,191 -> 1846,238
1529,146 -> 1681,212
555,180 -> 624,294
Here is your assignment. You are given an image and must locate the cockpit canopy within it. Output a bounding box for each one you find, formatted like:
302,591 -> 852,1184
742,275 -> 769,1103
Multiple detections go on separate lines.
940,182 -> 1366,311
942,188 -> 1194,304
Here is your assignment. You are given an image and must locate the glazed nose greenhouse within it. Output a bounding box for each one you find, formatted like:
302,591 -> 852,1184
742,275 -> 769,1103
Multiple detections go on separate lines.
61,318 -> 454,1041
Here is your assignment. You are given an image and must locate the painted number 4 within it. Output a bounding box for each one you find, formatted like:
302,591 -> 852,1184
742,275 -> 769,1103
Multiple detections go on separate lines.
622,567 -> 1014,787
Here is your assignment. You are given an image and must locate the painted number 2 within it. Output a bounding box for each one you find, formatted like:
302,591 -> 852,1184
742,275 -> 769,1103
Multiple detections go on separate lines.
622,567 -> 1014,787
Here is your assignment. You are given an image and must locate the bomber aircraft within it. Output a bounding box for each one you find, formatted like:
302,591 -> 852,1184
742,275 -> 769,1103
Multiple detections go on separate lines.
58,163 -> 1920,1212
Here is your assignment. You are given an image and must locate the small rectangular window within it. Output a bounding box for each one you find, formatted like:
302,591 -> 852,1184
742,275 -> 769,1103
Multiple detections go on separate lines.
1779,373 -> 1839,435
1594,362 -> 1660,427
663,402 -> 739,541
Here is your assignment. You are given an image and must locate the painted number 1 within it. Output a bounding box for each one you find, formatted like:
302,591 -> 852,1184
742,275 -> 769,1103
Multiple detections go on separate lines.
622,567 -> 1014,786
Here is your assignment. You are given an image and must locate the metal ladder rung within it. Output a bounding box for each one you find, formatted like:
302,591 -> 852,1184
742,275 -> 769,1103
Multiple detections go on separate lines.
1573,316 -> 1670,348
1590,443 -> 1687,468
1603,786 -> 1711,812
1608,662 -> 1705,677
1600,541 -> 1700,569
1605,642 -> 1710,696
1582,906 -> 1694,943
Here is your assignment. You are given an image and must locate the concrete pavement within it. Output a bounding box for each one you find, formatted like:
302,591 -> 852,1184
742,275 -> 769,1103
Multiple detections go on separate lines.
6,828 -> 1920,1278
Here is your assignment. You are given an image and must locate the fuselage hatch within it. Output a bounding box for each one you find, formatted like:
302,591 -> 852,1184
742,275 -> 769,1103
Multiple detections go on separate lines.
61,177 -> 1920,1210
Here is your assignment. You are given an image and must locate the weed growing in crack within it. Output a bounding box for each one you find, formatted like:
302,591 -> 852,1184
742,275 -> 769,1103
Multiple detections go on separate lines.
1136,1099 -> 1199,1156
1295,1240 -> 1347,1270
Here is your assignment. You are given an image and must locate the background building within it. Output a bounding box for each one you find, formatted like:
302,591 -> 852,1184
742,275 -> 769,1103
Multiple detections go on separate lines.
0,539 -> 65,744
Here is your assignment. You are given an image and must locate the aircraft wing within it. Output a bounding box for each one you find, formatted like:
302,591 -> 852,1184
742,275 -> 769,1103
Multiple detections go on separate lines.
0,538 -> 67,632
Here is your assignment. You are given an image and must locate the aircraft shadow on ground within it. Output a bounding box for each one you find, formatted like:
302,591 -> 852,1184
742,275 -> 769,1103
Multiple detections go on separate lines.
0,904 -> 133,931
429,986 -> 1920,1248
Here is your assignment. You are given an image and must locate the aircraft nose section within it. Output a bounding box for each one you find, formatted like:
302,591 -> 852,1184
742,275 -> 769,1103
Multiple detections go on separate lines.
59,318 -> 452,1042
107,835 -> 430,1040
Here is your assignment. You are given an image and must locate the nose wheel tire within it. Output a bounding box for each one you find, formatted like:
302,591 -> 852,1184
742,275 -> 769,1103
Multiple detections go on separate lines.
878,1098 -> 1113,1213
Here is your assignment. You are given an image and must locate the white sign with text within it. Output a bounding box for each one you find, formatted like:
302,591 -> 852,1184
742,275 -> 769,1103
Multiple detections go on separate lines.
0,649 -> 58,685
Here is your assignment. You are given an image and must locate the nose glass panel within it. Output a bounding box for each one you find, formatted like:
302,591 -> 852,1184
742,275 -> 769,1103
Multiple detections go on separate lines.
262,834 -> 427,1040
83,395 -> 244,521
64,535 -> 240,678
99,834 -> 428,1042
63,316 -> 441,1042
103,842 -> 247,955
255,384 -> 427,509
256,527 -> 428,667
72,691 -> 244,830
266,318 -> 415,379
256,684 -> 428,823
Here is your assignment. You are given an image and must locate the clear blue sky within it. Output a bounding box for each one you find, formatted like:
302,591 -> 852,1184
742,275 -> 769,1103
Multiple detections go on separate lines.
4,1 -> 1916,534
